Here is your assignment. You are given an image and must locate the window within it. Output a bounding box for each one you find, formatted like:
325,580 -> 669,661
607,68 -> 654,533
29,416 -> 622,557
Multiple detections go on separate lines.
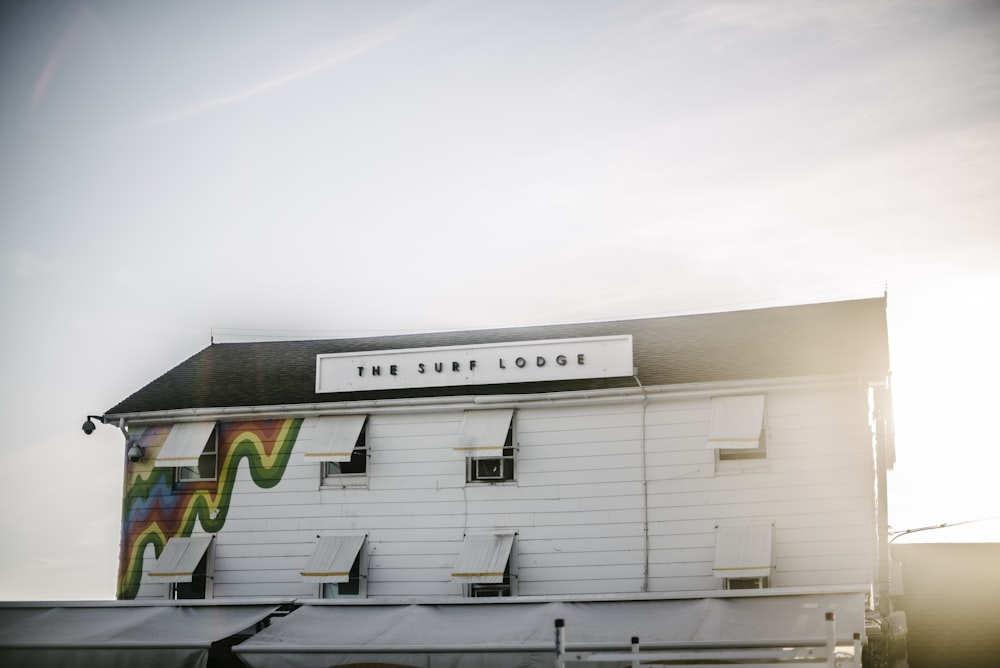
322,421 -> 367,481
455,409 -> 516,484
470,557 -> 512,598
718,427 -> 767,461
707,395 -> 767,463
148,535 -> 214,600
155,422 -> 218,482
177,427 -> 218,482
322,552 -> 362,599
713,523 -> 773,590
451,531 -> 517,597
467,424 -> 515,482
724,576 -> 769,590
171,550 -> 209,600
301,533 -> 367,599
300,415 -> 368,486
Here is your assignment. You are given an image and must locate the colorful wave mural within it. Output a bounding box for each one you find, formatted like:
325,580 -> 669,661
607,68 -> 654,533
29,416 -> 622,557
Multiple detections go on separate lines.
117,418 -> 301,599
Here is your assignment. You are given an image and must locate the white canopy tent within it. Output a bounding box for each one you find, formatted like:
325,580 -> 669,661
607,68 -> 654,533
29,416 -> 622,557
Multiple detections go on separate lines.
0,600 -> 285,668
234,589 -> 868,668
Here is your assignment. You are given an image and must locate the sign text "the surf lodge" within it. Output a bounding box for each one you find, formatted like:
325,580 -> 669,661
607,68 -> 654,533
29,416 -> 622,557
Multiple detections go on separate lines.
315,335 -> 633,393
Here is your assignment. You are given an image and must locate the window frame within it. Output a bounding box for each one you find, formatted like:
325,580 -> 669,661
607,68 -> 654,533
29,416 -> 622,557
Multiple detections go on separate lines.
709,395 -> 769,472
169,548 -> 210,600
453,531 -> 518,598
174,426 -> 219,485
713,522 -> 774,589
469,565 -> 512,597
723,576 -> 770,590
319,542 -> 367,599
465,416 -> 517,485
466,536 -> 518,598
321,419 -> 369,488
151,536 -> 214,601
717,426 -> 767,462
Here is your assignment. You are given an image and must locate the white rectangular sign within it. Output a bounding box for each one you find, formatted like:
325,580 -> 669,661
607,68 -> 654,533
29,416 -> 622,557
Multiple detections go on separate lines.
316,335 -> 633,393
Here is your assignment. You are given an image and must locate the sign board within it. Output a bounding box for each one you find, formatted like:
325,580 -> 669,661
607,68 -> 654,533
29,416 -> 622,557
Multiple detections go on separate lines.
316,335 -> 633,393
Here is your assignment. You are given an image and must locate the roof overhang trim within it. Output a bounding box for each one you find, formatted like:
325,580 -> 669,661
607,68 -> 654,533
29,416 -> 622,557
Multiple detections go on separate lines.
106,373 -> 885,425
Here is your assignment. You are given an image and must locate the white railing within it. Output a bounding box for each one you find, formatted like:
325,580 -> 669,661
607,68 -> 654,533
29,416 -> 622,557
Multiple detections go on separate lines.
554,612 -> 862,667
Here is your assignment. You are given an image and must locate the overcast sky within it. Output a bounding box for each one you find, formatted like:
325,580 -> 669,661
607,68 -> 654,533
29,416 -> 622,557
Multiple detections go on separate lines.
1,0 -> 998,600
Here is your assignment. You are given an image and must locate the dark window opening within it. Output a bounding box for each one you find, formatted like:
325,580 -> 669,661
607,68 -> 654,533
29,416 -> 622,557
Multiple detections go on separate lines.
719,428 -> 767,461
321,553 -> 361,598
171,551 -> 208,600
725,576 -> 769,590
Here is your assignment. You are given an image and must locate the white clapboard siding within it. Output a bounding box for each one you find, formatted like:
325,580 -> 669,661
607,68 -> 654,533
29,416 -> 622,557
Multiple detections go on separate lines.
520,578 -> 641,596
215,582 -> 316,599
779,537 -> 873,559
216,541 -> 313,560
163,381 -> 881,598
646,575 -> 718,591
520,547 -> 646,568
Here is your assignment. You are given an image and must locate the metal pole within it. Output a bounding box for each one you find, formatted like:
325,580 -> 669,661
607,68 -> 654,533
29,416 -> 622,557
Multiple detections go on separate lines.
554,618 -> 565,668
825,612 -> 836,667
876,415 -> 891,620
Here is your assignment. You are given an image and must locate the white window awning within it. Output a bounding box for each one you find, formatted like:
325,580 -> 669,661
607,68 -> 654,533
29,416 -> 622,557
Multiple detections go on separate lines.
301,534 -> 366,583
453,409 -> 513,458
714,523 -> 774,578
155,422 -> 216,468
300,415 -> 367,462
707,395 -> 765,449
451,532 -> 515,583
148,535 -> 213,583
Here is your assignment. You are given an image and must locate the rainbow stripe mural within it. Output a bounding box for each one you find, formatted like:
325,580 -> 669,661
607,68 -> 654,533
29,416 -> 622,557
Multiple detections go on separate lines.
117,418 -> 301,599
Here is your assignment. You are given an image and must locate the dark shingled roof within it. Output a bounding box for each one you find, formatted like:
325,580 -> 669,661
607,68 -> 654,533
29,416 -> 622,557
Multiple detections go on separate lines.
105,297 -> 890,416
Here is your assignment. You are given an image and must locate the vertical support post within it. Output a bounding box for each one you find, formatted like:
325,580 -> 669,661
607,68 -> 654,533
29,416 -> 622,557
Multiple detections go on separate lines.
554,618 -> 565,668
631,636 -> 640,668
825,612 -> 836,667
876,413 -> 891,620
853,632 -> 862,668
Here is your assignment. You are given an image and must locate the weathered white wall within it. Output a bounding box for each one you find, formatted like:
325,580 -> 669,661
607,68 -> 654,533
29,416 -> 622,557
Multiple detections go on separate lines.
134,381 -> 876,600
643,387 -> 875,592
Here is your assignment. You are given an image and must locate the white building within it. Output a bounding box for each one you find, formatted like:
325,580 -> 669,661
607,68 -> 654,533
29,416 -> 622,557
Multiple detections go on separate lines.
2,297 -> 900,667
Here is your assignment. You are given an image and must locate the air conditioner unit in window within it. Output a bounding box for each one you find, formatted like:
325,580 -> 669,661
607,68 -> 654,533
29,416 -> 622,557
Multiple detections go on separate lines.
471,581 -> 511,597
474,458 -> 506,480
725,576 -> 769,590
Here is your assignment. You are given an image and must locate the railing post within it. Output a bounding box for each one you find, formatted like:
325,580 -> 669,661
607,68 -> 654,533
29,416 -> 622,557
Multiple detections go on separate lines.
825,612 -> 836,667
852,632 -> 862,668
555,618 -> 565,668
631,636 -> 640,668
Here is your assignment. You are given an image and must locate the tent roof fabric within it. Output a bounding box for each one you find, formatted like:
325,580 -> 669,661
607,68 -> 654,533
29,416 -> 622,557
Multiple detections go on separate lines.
234,591 -> 867,668
0,602 -> 281,668
106,298 -> 890,416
